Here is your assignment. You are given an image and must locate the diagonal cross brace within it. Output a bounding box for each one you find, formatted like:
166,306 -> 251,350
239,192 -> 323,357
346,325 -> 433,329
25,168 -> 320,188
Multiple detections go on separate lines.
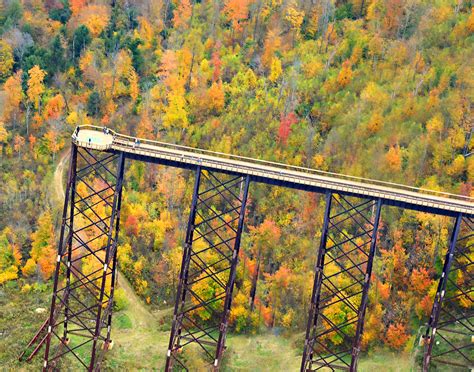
165,168 -> 251,371
423,214 -> 473,370
301,193 -> 382,372
31,147 -> 125,372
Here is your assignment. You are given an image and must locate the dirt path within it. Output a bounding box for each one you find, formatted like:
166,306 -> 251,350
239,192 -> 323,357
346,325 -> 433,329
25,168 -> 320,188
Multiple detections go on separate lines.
53,151 -> 69,203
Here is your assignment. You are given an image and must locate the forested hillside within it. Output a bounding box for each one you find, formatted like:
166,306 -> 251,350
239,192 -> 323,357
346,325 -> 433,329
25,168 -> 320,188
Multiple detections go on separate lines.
0,0 -> 473,368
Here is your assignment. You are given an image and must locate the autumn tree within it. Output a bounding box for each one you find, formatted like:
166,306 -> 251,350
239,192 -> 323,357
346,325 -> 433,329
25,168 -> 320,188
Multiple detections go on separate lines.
173,0 -> 192,29
128,68 -> 140,102
385,145 -> 402,172
3,70 -> 23,125
285,2 -> 304,42
385,322 -> 410,350
163,91 -> 188,129
0,40 -> 13,82
207,81 -> 225,113
211,47 -> 222,82
76,5 -> 110,37
44,129 -> 64,160
28,211 -> 56,280
269,57 -> 282,83
337,60 -> 353,87
0,228 -> 21,285
278,112 -> 298,144
13,134 -> 25,159
27,65 -> 46,113
224,0 -> 252,34
0,122 -> 8,144
262,29 -> 281,69
248,219 -> 281,310
43,94 -> 65,121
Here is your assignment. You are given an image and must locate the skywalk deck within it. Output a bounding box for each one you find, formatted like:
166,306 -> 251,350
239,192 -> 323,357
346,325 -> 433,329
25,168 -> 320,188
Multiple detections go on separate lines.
73,126 -> 473,217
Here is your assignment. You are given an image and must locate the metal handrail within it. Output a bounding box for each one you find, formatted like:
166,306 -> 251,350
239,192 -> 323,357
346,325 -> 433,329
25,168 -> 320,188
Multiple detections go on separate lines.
75,125 -> 473,203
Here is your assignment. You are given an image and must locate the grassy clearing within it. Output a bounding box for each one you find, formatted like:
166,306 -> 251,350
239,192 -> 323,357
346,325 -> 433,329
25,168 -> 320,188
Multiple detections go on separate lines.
0,283 -> 50,371
223,333 -> 301,371
358,350 -> 415,372
102,273 -> 170,370
2,275 -> 427,371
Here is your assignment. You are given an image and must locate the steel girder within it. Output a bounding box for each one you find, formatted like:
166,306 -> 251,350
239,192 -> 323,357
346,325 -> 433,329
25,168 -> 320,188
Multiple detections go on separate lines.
165,168 -> 250,371
423,214 -> 473,370
23,145 -> 125,371
301,192 -> 382,371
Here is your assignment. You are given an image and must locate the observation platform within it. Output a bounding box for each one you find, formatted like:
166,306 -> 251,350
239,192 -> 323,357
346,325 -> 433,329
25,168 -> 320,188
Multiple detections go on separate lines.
73,126 -> 474,217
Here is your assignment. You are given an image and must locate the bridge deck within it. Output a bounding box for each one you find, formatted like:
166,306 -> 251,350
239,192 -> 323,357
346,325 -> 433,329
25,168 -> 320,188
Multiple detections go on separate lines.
73,126 -> 473,217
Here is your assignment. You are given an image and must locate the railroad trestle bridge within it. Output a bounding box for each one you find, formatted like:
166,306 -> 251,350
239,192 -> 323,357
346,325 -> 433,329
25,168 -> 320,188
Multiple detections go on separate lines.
21,125 -> 473,371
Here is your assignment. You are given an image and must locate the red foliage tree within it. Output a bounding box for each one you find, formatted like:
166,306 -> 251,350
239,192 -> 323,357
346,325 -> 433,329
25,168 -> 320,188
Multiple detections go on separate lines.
278,112 -> 298,144
125,215 -> 139,237
211,45 -> 222,82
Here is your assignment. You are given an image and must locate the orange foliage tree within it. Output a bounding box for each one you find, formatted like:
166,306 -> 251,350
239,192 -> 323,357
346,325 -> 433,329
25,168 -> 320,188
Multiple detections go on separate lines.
29,211 -> 56,280
385,322 -> 410,350
224,0 -> 252,33
173,0 -> 193,29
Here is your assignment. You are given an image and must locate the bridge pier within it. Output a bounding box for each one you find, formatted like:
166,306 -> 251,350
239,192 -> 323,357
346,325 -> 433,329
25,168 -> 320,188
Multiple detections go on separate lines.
39,147 -> 125,371
301,193 -> 382,371
423,214 -> 473,370
165,168 -> 251,371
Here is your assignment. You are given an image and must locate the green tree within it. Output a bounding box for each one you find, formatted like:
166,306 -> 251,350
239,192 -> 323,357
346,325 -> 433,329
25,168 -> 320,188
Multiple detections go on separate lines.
71,25 -> 91,60
87,91 -> 101,117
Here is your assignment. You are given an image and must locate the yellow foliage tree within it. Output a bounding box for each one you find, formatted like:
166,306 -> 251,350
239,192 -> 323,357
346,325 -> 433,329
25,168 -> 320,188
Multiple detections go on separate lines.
361,303 -> 383,348
136,17 -> 154,50
447,155 -> 465,177
163,92 -> 188,129
467,7 -> 474,32
27,65 -> 47,111
285,4 -> 304,32
426,115 -> 444,136
207,81 -> 225,112
361,81 -> 389,106
0,121 -> 8,143
0,40 -> 13,82
22,258 -> 37,277
385,145 -> 402,172
367,112 -> 384,135
337,60 -> 353,87
269,57 -> 282,83
0,228 -> 21,284
128,68 -> 140,102
77,5 -> 110,37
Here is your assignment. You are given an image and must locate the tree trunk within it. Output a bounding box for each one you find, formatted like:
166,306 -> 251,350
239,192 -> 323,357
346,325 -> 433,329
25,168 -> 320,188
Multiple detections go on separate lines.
249,252 -> 261,311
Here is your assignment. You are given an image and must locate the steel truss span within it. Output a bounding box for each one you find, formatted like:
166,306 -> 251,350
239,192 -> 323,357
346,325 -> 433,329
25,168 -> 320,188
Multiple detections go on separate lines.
20,126 -> 473,371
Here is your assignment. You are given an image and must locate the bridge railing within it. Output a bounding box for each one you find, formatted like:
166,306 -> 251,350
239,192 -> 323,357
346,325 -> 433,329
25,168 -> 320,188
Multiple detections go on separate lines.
75,125 -> 473,204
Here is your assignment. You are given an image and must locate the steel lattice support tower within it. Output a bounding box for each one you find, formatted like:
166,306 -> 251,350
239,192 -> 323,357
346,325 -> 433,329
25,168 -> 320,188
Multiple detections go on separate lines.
423,214 -> 473,370
165,168 -> 250,371
38,145 -> 125,371
301,192 -> 382,371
